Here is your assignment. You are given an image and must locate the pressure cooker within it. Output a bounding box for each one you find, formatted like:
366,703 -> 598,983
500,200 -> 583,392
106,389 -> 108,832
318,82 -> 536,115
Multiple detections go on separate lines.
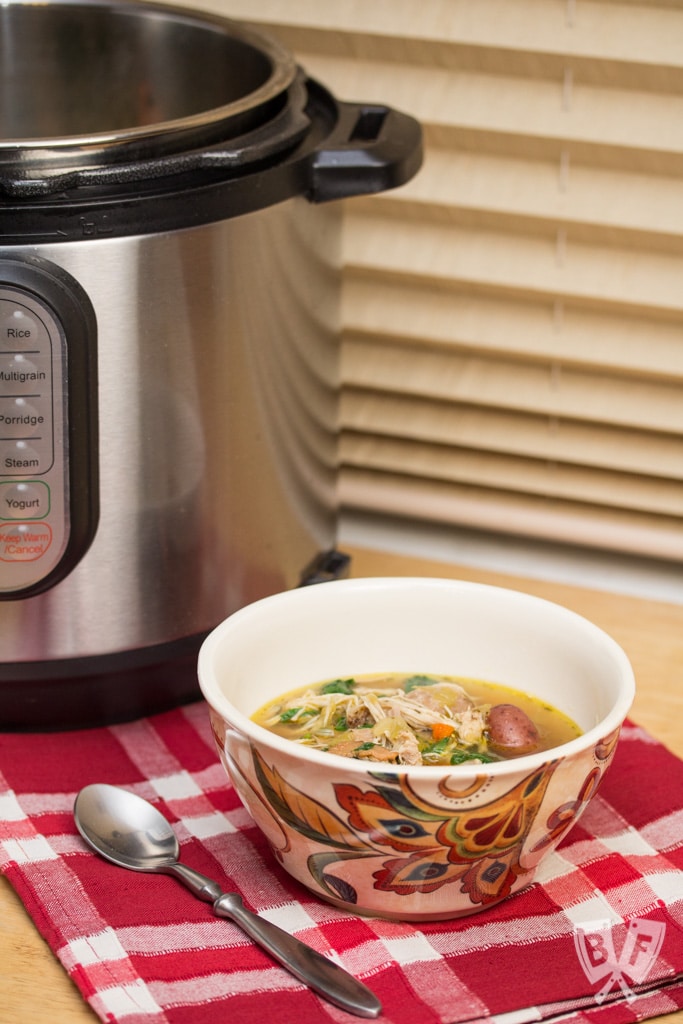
0,0 -> 422,729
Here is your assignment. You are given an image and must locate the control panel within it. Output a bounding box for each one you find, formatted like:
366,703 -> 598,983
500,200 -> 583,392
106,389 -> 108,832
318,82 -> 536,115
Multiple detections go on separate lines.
0,257 -> 98,599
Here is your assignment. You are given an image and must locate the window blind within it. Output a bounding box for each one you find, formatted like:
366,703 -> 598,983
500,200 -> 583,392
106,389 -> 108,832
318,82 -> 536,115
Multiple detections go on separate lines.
192,0 -> 683,562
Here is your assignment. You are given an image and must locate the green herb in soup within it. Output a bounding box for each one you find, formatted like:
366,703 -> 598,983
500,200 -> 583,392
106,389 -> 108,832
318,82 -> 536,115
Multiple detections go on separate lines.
252,673 -> 582,766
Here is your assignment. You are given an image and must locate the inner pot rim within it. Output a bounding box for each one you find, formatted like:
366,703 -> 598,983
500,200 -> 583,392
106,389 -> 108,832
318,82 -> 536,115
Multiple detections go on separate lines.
0,0 -> 298,169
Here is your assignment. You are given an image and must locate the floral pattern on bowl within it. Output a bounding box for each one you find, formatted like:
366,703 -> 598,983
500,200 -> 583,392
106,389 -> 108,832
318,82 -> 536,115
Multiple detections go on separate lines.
213,711 -> 621,920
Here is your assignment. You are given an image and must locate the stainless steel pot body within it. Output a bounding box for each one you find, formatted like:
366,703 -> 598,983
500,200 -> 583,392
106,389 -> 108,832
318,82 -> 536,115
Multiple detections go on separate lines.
0,0 -> 422,727
0,198 -> 340,655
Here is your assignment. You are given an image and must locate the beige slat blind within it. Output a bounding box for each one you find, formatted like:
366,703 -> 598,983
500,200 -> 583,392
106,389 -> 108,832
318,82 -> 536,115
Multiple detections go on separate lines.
191,0 -> 683,562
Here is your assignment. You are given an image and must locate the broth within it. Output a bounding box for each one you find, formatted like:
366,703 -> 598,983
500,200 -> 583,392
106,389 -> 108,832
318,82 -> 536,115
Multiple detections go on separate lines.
252,672 -> 582,766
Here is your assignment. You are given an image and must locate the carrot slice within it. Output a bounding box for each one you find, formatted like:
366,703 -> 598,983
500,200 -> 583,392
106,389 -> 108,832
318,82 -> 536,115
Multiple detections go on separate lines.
432,722 -> 455,741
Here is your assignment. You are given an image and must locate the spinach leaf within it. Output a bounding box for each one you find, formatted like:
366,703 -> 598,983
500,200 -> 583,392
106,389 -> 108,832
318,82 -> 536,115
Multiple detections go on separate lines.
321,678 -> 356,695
404,675 -> 439,692
449,748 -> 497,765
279,707 -> 315,723
423,737 -> 452,756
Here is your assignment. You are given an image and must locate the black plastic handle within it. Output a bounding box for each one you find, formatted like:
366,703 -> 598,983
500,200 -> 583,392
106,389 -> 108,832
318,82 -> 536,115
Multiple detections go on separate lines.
307,100 -> 423,203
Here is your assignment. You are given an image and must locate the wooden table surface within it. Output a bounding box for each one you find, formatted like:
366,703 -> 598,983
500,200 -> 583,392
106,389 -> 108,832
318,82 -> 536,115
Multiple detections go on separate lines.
2,544 -> 682,1024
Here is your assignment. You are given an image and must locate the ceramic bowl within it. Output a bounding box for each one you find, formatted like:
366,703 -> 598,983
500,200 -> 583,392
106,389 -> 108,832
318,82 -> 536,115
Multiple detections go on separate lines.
198,576 -> 635,920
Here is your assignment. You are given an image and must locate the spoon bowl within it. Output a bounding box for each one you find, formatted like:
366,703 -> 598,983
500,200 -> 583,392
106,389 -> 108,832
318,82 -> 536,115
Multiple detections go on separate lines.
74,783 -> 381,1019
75,783 -> 179,871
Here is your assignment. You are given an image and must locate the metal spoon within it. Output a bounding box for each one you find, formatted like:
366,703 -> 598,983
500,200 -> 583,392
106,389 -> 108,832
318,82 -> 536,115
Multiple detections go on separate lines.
74,783 -> 381,1019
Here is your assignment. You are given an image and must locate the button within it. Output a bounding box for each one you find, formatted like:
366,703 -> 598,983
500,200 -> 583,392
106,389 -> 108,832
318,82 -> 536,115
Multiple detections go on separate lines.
0,521 -> 52,562
0,304 -> 42,350
0,397 -> 47,438
1,439 -> 46,475
0,352 -> 49,394
0,481 -> 49,520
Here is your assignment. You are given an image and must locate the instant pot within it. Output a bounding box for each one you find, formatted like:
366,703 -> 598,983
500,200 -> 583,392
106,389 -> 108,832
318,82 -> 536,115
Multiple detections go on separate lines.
0,0 -> 422,728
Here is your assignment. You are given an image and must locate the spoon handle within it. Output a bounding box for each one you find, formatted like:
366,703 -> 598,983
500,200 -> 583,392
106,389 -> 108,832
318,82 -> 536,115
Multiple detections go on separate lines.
213,892 -> 381,1019
166,862 -> 223,903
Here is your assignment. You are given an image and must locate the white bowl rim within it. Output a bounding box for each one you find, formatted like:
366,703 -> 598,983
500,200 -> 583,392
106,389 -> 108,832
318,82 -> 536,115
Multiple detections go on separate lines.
198,576 -> 636,779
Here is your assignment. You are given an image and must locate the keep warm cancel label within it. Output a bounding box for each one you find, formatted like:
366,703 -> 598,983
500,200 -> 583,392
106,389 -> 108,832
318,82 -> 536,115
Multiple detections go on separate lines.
0,522 -> 52,561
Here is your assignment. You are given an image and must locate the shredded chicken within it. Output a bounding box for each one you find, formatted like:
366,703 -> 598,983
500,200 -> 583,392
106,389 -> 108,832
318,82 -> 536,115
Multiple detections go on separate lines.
407,681 -> 472,716
259,673 -> 495,766
452,707 -> 487,745
392,728 -> 423,765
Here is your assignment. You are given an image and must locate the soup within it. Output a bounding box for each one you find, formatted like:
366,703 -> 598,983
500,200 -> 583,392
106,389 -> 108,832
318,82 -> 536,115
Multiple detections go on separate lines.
252,672 -> 582,766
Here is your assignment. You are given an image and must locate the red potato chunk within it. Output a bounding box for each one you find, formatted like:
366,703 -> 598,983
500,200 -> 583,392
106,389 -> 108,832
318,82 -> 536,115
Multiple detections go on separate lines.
487,703 -> 540,756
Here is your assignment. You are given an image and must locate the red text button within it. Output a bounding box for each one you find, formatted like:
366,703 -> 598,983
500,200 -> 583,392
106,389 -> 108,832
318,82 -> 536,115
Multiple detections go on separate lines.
0,521 -> 52,561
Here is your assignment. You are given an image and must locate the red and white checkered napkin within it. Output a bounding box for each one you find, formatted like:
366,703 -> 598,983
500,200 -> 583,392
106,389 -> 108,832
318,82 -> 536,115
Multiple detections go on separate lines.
1,703 -> 682,1024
